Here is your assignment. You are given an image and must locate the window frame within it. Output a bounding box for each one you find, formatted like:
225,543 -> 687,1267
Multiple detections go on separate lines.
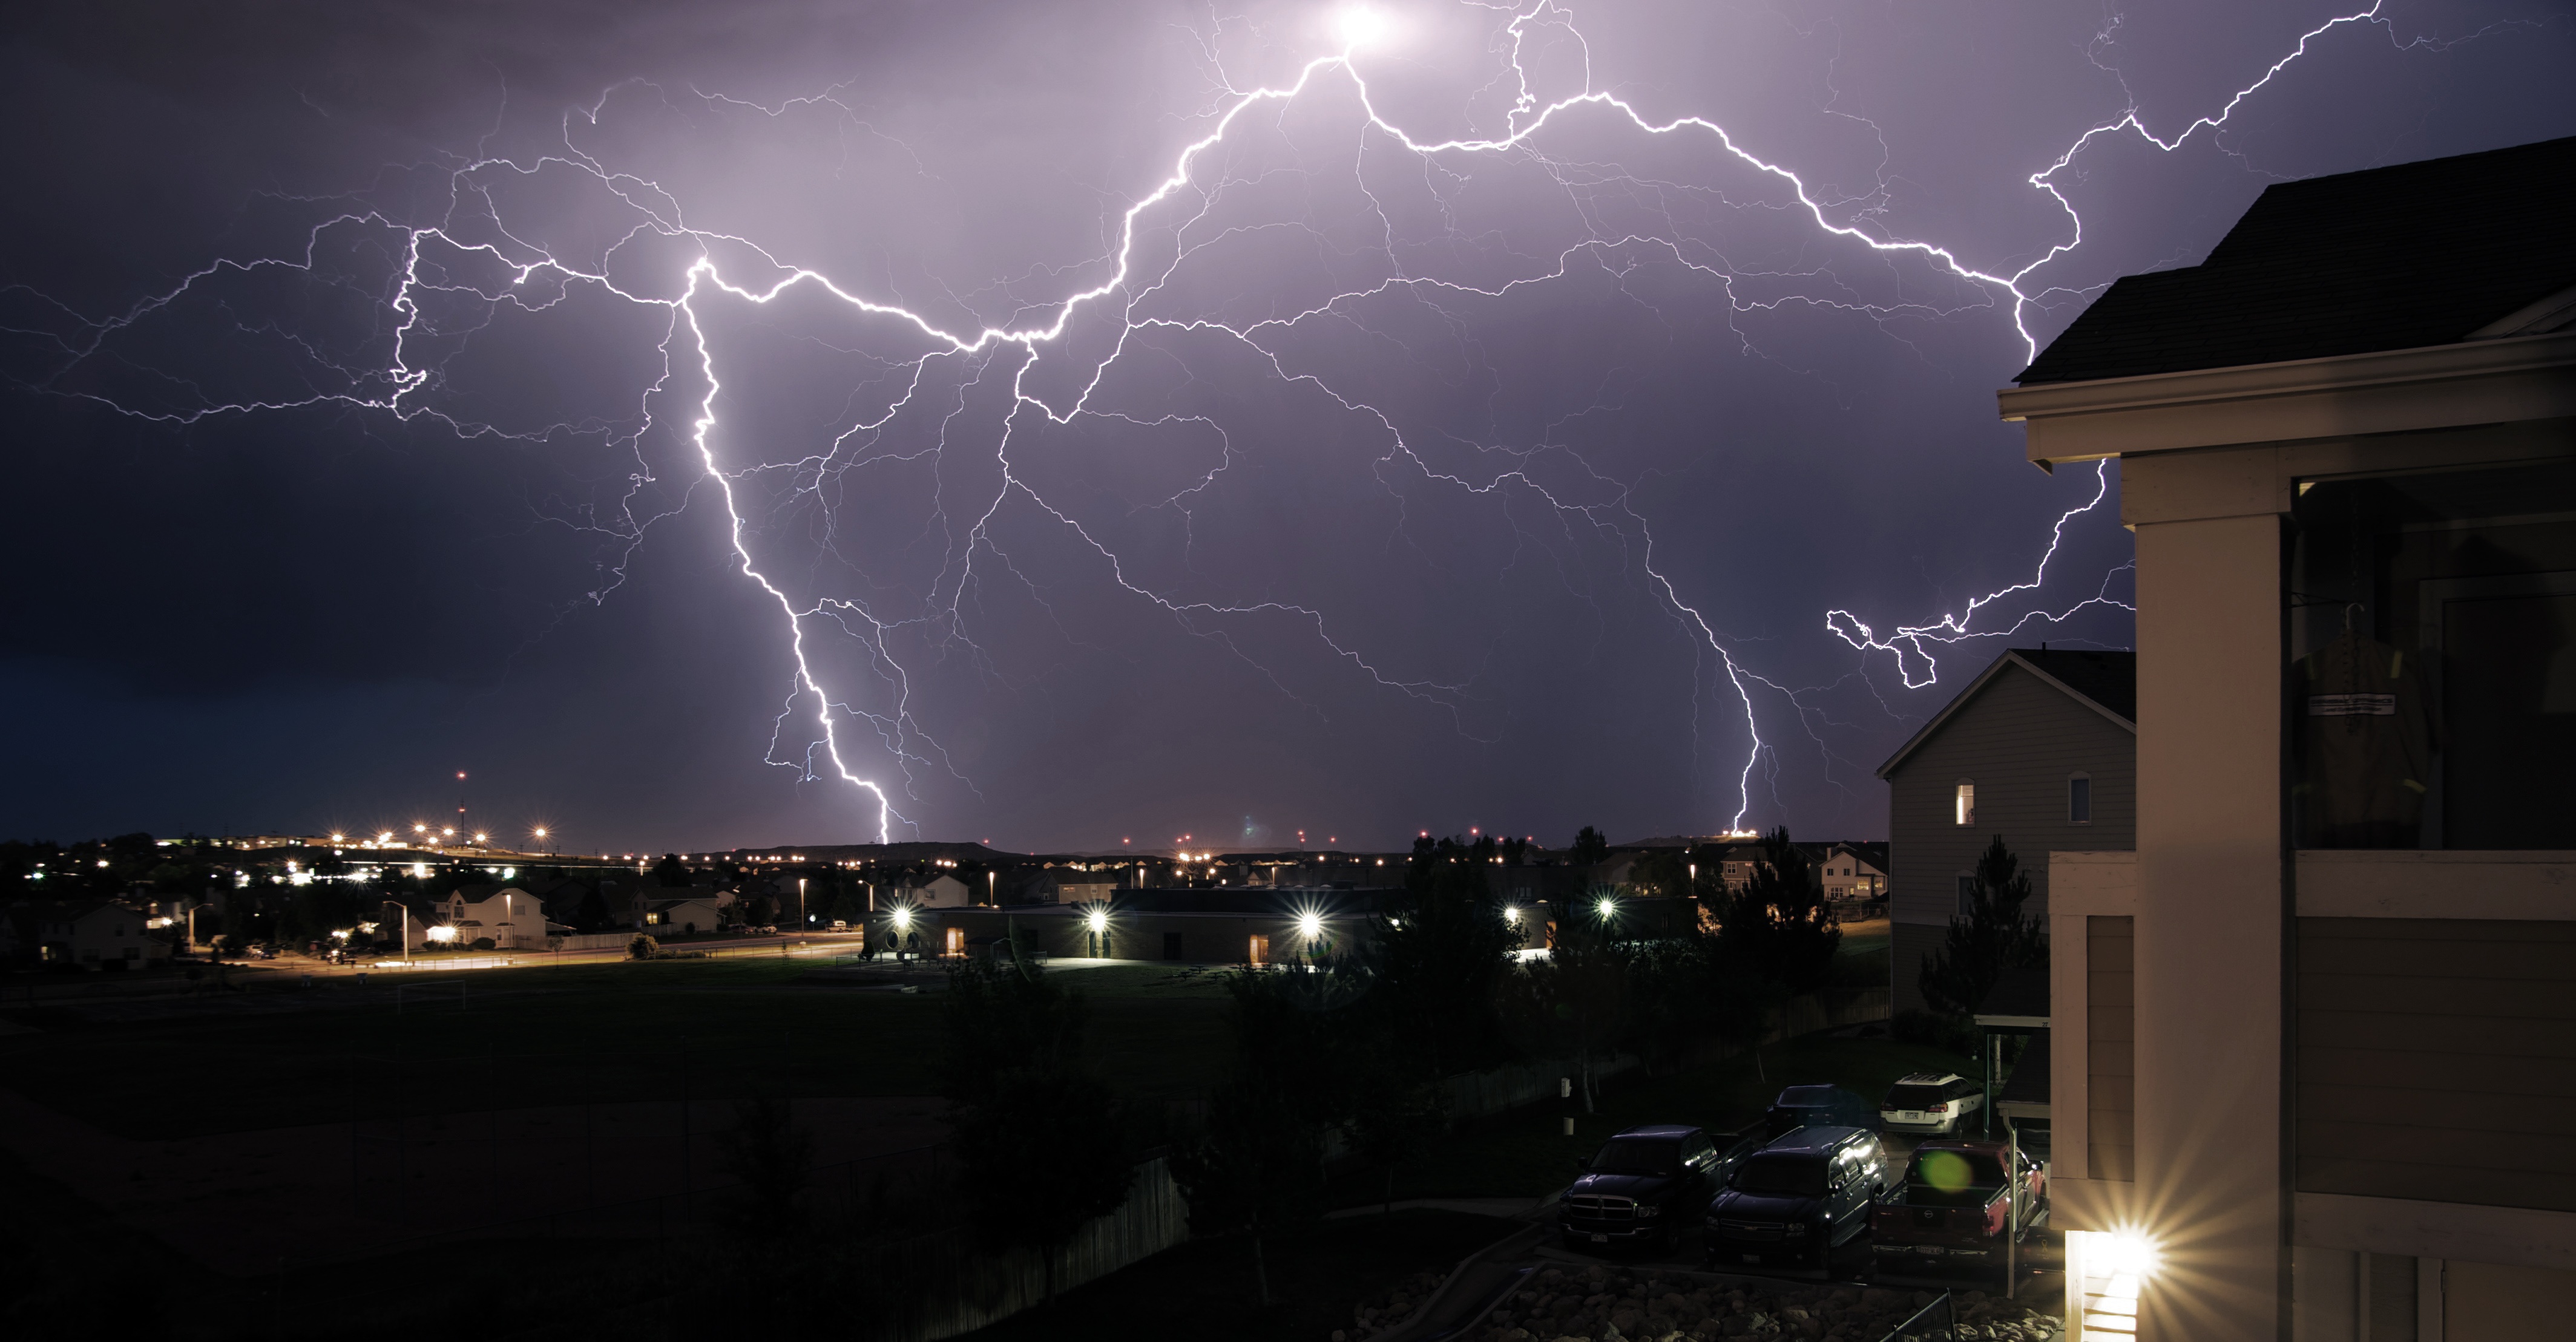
2068,771 -> 2093,825
1954,781 -> 1976,826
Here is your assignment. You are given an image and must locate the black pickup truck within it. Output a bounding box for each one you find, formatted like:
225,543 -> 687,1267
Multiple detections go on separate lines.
1559,1125 -> 1760,1253
1870,1140 -> 2045,1277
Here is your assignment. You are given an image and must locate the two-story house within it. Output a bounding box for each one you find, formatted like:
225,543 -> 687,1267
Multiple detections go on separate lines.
1876,647 -> 2137,1013
2001,136 -> 2575,1341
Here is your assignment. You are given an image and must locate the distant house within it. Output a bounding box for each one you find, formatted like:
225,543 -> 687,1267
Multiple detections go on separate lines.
869,873 -> 973,911
1017,869 -> 1117,905
439,886 -> 553,950
1819,842 -> 1888,906
1874,647 -> 2135,1013
15,901 -> 160,969
641,897 -> 724,935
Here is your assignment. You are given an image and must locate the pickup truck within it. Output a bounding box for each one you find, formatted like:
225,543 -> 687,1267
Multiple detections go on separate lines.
1870,1140 -> 2044,1276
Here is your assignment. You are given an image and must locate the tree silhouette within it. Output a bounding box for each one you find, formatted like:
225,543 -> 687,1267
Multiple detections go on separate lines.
1919,834 -> 2047,1018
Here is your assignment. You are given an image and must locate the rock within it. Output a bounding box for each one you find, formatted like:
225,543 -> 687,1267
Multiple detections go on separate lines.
1612,1309 -> 1641,1334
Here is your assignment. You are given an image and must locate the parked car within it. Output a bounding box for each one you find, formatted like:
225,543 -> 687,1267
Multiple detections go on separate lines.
1560,1125 -> 1759,1252
1870,1140 -> 2045,1277
1879,1072 -> 1985,1136
1765,1085 -> 1879,1136
1705,1125 -> 1891,1272
829,920 -> 850,932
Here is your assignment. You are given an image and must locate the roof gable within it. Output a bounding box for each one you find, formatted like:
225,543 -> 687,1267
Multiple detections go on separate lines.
1876,648 -> 2135,779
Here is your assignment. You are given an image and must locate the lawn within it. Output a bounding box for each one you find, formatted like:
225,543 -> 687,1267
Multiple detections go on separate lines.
1333,1030 -> 1977,1206
0,957 -> 1232,1139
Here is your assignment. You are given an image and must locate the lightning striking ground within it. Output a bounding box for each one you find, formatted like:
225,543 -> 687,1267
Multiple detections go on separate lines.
6,2 -> 2456,838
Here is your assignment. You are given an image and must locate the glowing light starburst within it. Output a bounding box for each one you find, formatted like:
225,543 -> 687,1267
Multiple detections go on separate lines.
7,2 -> 2451,837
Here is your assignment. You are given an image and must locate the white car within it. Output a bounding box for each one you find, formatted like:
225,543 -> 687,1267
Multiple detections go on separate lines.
1879,1072 -> 1984,1135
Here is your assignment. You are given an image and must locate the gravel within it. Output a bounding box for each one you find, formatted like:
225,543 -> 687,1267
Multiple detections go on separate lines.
1332,1264 -> 2065,1342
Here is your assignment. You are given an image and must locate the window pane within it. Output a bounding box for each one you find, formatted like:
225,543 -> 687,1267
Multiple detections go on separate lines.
2290,462 -> 2576,848
2069,775 -> 2092,823
1957,876 -> 1976,914
1955,783 -> 1976,826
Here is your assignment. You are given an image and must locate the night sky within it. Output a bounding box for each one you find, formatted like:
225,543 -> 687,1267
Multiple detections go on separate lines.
4,1 -> 2568,854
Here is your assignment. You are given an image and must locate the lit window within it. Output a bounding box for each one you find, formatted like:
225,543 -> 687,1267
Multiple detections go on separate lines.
1954,782 -> 1976,826
2069,773 -> 2092,824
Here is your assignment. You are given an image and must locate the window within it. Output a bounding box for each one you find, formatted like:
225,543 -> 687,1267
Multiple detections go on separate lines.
1957,875 -> 1977,915
2292,461 -> 2576,848
1954,782 -> 1976,826
2069,773 -> 2092,824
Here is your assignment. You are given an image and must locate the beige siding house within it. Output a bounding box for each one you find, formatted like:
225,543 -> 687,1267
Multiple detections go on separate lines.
2002,136 -> 2576,1341
1876,648 -> 2137,1012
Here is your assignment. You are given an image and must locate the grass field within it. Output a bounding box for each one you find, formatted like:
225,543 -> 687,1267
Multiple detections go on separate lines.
0,958 -> 1233,1139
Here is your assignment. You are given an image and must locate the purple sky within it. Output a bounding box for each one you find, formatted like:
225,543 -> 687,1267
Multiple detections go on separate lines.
4,1 -> 2569,853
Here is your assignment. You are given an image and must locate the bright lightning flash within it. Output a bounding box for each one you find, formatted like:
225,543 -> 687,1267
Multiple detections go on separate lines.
10,2 -> 2442,837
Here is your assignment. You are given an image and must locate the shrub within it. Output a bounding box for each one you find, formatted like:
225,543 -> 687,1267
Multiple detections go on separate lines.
469,937 -> 497,952
1891,1009 -> 1980,1056
629,934 -> 660,960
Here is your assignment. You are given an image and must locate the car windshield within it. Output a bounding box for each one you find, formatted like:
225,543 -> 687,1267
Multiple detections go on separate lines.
1588,1138 -> 1681,1177
1729,1154 -> 1826,1198
1907,1149 -> 2008,1205
1885,1084 -> 1947,1109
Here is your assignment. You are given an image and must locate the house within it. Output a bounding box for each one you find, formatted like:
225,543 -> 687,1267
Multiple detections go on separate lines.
1875,648 -> 2137,1013
1818,842 -> 1888,906
438,886 -> 551,949
18,901 -> 159,969
869,873 -> 973,910
1015,869 -> 1117,905
1999,136 -> 2576,1341
640,897 -> 724,935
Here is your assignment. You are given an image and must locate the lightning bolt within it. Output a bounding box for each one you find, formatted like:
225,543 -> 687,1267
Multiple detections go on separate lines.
4,2 -> 2468,839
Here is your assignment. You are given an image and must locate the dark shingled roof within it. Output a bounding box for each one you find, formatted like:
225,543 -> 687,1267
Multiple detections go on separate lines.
2017,136 -> 2576,385
2012,648 -> 2135,723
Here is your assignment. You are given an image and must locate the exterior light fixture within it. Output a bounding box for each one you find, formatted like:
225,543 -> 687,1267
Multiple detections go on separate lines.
2101,1228 -> 2161,1280
1085,907 -> 1110,934
892,907 -> 915,931
1595,896 -> 1618,922
1503,905 -> 1522,926
1296,911 -> 1323,940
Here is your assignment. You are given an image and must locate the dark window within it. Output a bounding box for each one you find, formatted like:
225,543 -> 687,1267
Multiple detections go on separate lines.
2291,462 -> 2576,849
1885,1084 -> 1947,1110
1162,931 -> 1183,961
1957,876 -> 1976,914
2069,774 -> 2092,823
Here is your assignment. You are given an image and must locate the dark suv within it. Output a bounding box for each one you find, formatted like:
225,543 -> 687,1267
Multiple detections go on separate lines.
1559,1125 -> 1757,1252
1706,1125 -> 1890,1272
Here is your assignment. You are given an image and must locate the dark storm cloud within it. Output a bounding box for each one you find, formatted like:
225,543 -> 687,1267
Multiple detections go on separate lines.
4,1 -> 2569,851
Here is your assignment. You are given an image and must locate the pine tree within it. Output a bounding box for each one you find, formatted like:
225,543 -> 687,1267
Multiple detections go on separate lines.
1918,834 -> 2048,1018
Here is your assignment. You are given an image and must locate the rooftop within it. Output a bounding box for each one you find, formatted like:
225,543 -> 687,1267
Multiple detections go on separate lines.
2018,136 -> 2576,385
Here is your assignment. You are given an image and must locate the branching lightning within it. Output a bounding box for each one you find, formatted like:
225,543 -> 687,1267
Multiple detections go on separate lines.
7,1 -> 2458,837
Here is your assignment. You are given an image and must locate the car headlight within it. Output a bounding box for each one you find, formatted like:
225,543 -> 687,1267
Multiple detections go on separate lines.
1784,1222 -> 1810,1237
1635,1205 -> 1661,1217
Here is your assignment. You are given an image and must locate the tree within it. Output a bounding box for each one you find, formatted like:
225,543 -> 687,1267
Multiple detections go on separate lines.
573,887 -> 612,932
1569,826 -> 1609,868
629,934 -> 659,959
1503,894 -> 1630,1112
1627,848 -> 1690,898
1169,967 -> 1348,1306
1378,837 -> 1517,1076
1919,834 -> 2048,1018
652,854 -> 693,887
941,931 -> 1132,1303
1339,1031 -> 1448,1216
1709,828 -> 1842,995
